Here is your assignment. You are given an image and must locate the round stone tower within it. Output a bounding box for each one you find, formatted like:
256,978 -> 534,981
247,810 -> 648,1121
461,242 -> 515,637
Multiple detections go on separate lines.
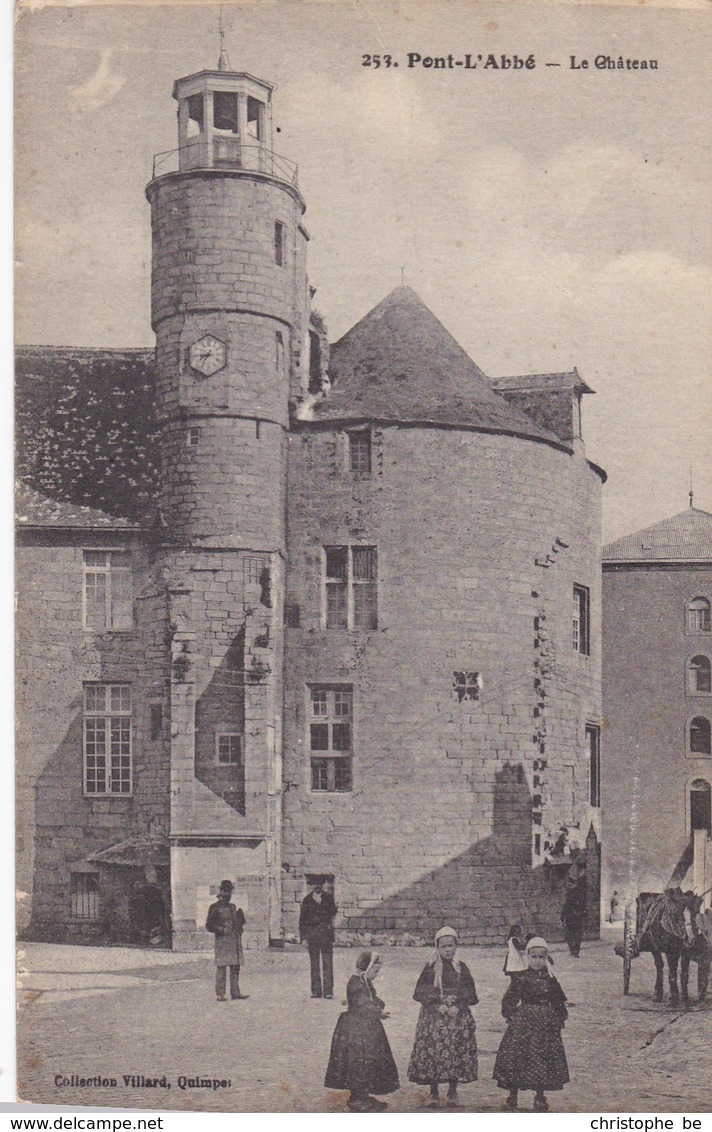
146,61 -> 309,547
145,58 -> 309,949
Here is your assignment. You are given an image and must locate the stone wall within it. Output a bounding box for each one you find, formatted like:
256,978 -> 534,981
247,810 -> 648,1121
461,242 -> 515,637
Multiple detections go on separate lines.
602,563 -> 712,912
16,531 -> 170,941
282,424 -> 602,944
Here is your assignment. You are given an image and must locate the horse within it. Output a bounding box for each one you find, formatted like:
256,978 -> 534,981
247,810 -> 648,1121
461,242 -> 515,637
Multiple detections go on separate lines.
629,889 -> 710,1005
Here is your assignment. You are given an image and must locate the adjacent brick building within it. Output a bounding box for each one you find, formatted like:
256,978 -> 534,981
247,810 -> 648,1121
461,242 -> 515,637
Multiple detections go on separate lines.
602,507 -> 712,916
16,57 -> 605,949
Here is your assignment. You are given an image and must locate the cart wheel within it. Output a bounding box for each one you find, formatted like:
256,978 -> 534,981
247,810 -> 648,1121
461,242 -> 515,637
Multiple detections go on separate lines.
623,903 -> 634,995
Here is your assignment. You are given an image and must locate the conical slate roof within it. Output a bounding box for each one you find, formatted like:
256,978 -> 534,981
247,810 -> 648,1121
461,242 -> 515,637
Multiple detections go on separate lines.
603,508 -> 712,563
311,286 -> 562,445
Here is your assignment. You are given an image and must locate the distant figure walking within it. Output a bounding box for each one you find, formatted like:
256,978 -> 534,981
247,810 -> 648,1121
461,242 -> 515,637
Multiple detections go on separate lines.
493,937 -> 569,1112
299,876 -> 337,998
407,926 -> 479,1108
561,864 -> 587,957
205,880 -> 247,1002
324,950 -> 399,1112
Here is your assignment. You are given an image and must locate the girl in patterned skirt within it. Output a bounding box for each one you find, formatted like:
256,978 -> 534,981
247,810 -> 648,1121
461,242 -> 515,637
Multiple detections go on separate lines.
493,936 -> 569,1112
407,927 -> 478,1108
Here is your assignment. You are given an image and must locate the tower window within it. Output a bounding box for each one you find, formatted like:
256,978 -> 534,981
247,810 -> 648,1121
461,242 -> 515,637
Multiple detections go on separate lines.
587,723 -> 601,807
309,685 -> 353,792
285,603 -> 301,628
573,584 -> 590,655
275,331 -> 285,372
83,550 -> 133,632
187,93 -> 204,135
216,733 -> 243,766
213,91 -> 238,133
83,683 -> 132,795
689,716 -> 712,756
688,655 -> 712,695
187,427 -> 201,448
688,597 -> 711,633
274,221 -> 286,266
150,704 -> 163,740
246,97 -> 264,141
453,671 -> 480,703
324,546 -> 377,630
308,330 -> 322,393
244,555 -> 268,585
348,430 -> 372,473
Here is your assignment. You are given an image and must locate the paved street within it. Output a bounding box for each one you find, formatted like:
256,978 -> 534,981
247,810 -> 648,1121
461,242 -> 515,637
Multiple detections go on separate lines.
17,934 -> 712,1113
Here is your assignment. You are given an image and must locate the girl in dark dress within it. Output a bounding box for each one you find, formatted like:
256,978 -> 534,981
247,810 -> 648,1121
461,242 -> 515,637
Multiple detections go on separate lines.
324,950 -> 399,1112
407,927 -> 479,1108
493,936 -> 569,1112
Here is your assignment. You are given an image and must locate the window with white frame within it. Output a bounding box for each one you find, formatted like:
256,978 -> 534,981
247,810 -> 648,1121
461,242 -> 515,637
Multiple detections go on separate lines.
216,733 -> 242,765
688,597 -> 711,634
688,655 -> 712,695
70,872 -> 100,920
586,723 -> 601,807
348,430 -> 372,474
83,683 -> 132,795
83,550 -> 133,631
573,584 -> 590,655
324,546 -> 377,630
309,685 -> 352,792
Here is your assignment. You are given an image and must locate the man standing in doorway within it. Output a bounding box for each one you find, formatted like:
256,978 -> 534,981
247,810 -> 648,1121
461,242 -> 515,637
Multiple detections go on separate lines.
299,875 -> 337,998
561,863 -> 587,958
206,880 -> 248,1001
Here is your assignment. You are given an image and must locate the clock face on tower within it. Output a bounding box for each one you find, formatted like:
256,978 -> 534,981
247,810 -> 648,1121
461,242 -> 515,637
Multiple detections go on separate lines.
189,334 -> 227,377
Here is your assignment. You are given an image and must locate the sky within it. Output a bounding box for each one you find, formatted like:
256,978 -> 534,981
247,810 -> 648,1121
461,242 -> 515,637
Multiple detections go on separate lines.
13,0 -> 712,542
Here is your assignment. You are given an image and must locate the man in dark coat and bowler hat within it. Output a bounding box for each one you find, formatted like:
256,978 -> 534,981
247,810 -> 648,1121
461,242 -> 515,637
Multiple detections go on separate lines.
300,876 -> 337,998
206,880 -> 248,1001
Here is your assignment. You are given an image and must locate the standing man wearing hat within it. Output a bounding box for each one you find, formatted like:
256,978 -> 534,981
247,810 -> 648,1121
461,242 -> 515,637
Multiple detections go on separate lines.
299,876 -> 337,998
206,880 -> 248,1002
560,863 -> 587,958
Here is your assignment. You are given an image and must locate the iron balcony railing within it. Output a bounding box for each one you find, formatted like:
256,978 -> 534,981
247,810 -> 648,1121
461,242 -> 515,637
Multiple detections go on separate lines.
151,139 -> 298,185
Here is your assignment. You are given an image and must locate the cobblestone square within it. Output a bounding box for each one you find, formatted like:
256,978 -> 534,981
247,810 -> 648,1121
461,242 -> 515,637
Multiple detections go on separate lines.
17,935 -> 712,1113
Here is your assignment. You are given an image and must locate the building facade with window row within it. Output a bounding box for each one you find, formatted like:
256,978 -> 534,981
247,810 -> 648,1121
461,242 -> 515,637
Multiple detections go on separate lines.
16,57 -> 604,949
601,507 -> 712,917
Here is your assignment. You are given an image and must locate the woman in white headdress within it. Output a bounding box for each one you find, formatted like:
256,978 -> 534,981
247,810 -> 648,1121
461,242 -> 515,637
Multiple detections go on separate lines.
493,937 -> 569,1112
407,927 -> 478,1107
324,950 -> 399,1112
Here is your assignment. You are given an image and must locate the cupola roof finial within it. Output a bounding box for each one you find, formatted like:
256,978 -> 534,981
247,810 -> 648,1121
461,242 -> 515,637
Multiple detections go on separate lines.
218,7 -> 231,71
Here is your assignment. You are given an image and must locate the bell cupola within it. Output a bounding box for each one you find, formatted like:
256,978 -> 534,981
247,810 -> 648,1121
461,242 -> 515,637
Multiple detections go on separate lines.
173,67 -> 275,174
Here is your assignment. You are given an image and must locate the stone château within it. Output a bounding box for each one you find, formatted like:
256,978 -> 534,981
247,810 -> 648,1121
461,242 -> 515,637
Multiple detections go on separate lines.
16,56 -> 605,950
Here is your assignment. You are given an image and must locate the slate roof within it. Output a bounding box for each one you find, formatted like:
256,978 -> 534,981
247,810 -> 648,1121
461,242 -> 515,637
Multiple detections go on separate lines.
16,291 -> 580,524
603,508 -> 712,563
492,369 -> 594,395
16,481 -> 140,530
16,346 -> 158,524
310,287 -> 565,447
